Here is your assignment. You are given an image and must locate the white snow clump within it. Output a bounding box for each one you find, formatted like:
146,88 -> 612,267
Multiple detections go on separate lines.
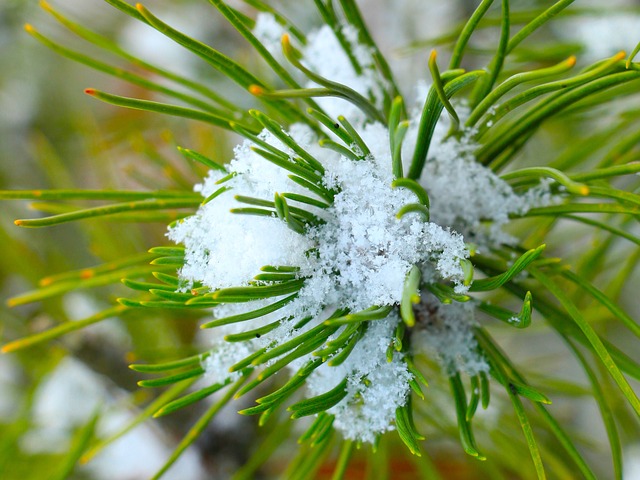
165,15 -> 553,443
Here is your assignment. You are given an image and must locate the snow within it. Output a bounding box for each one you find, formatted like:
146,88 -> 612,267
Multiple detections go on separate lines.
557,14 -> 640,62
0,356 -> 21,421
624,443 -> 640,480
301,24 -> 383,124
413,295 -> 489,376
166,16 -> 556,443
405,102 -> 555,248
308,315 -> 412,443
252,12 -> 288,57
21,357 -> 205,479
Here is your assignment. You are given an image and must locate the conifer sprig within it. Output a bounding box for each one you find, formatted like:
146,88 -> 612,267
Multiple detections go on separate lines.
2,1 -> 639,479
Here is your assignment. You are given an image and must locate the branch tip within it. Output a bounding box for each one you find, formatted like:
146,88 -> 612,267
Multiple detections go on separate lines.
281,33 -> 292,54
248,85 -> 264,96
614,51 -> 626,61
80,270 -> 94,279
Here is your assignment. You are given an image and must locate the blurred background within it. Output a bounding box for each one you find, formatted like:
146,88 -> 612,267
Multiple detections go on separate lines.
1,0 -> 640,479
